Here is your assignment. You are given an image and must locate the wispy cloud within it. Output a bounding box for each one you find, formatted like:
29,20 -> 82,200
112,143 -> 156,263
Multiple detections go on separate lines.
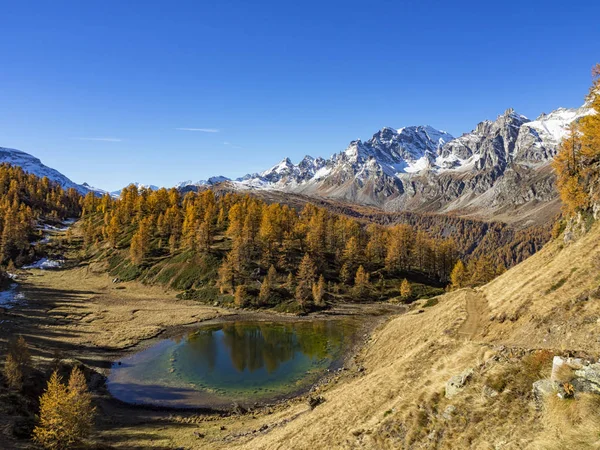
223,141 -> 245,150
72,137 -> 123,142
176,127 -> 220,133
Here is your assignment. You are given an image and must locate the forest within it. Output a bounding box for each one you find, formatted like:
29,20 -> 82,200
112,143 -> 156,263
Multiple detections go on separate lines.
0,163 -> 81,268
76,185 -> 514,311
0,160 -> 559,312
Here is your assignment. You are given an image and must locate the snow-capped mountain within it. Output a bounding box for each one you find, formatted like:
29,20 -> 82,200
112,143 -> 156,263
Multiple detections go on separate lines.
110,182 -> 161,197
175,176 -> 230,190
185,102 -> 590,221
0,147 -> 102,195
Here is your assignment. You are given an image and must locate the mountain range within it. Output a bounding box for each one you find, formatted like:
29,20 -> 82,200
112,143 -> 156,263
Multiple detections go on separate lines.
180,103 -> 590,223
0,102 -> 591,223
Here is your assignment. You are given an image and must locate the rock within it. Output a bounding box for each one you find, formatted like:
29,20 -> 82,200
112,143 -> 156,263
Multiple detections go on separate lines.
213,301 -> 219,307
445,368 -> 473,398
532,379 -> 558,403
232,402 -> 247,415
574,363 -> 600,385
308,396 -> 325,409
442,405 -> 456,420
551,356 -> 584,381
351,428 -> 364,436
483,385 -> 499,398
193,431 -> 205,439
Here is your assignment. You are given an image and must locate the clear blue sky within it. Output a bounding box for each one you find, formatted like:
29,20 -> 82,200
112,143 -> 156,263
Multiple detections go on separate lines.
0,0 -> 598,191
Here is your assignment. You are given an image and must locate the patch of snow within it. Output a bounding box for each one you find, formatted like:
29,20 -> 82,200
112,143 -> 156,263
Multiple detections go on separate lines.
404,156 -> 431,173
525,107 -> 590,144
23,258 -> 64,270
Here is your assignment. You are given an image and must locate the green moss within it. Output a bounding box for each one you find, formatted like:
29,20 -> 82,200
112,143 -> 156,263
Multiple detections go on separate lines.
546,276 -> 568,294
423,297 -> 439,308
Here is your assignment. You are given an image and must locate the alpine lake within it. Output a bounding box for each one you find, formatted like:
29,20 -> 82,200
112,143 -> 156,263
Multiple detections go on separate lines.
107,319 -> 359,409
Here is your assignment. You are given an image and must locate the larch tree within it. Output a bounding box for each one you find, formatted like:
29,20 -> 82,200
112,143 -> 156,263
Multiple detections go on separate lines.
399,278 -> 412,301
353,265 -> 370,299
450,260 -> 468,290
234,284 -> 249,307
312,274 -> 326,307
3,335 -> 31,391
258,275 -> 272,306
296,253 -> 317,309
33,367 -> 95,450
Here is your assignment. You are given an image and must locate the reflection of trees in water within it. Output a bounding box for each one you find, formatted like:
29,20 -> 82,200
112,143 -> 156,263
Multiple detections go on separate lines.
182,327 -> 220,371
182,321 -> 348,375
221,322 -> 343,374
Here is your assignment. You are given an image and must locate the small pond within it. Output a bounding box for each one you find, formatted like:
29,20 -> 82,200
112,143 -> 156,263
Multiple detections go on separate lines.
107,319 -> 357,409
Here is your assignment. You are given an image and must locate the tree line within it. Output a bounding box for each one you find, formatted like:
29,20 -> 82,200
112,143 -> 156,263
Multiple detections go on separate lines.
0,163 -> 81,267
81,187 -> 465,309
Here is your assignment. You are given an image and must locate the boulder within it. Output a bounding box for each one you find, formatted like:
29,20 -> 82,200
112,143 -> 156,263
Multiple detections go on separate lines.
532,379 -> 558,403
573,363 -> 600,394
445,368 -> 474,398
551,356 -> 583,381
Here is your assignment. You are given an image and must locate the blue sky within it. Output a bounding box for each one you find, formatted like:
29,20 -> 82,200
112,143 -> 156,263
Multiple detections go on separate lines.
0,0 -> 598,191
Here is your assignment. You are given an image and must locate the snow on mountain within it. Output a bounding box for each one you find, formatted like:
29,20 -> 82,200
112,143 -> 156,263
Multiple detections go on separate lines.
175,176 -> 231,190
110,182 -> 161,197
220,103 -> 593,219
0,147 -> 97,195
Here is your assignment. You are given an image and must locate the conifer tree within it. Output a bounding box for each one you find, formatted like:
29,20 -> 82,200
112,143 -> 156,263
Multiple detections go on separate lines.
3,335 -> 31,390
468,256 -> 495,286
33,371 -> 70,449
312,274 -> 326,307
399,278 -> 412,301
33,367 -> 95,450
285,272 -> 295,294
296,253 -> 317,309
339,263 -> 352,285
234,284 -> 248,307
258,275 -> 272,306
217,257 -> 235,294
66,367 -> 95,442
450,260 -> 468,290
352,265 -> 370,299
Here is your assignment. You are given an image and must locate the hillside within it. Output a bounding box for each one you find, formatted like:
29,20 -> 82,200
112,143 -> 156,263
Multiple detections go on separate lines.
0,148 -> 101,196
174,216 -> 599,449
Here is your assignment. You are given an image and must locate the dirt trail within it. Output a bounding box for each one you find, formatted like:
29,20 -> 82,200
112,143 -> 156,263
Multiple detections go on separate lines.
456,288 -> 489,340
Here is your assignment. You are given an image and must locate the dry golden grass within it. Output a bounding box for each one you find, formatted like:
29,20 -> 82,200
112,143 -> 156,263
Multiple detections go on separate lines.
9,266 -> 230,354
8,220 -> 600,449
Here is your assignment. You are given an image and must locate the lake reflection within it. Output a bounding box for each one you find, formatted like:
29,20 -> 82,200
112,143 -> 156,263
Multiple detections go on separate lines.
107,320 -> 355,408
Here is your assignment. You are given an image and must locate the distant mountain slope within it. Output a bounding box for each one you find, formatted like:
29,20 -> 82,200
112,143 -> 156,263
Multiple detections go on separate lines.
178,103 -> 590,223
0,147 -> 102,195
